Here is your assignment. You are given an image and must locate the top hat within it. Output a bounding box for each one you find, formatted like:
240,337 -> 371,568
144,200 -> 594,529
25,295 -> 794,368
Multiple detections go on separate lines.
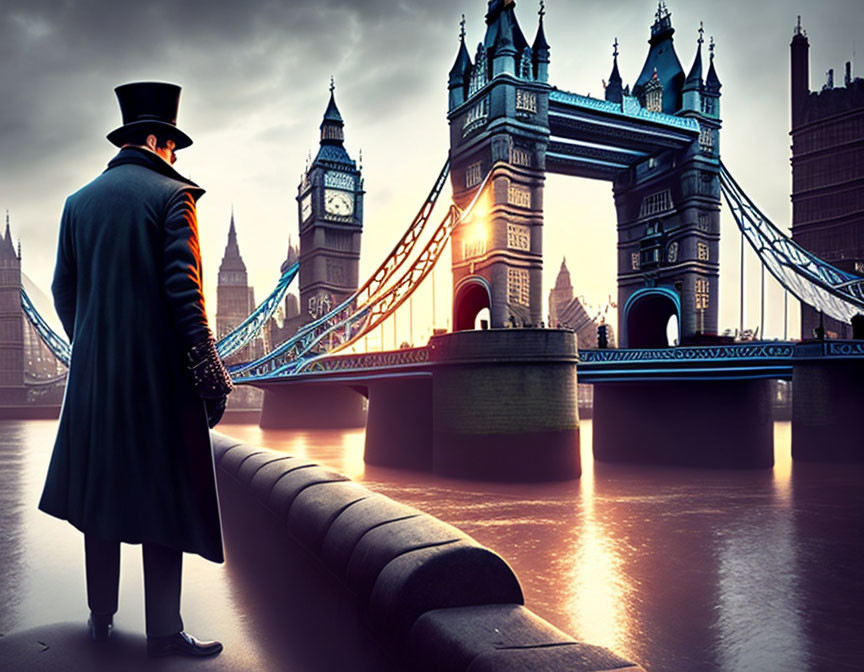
107,82 -> 193,149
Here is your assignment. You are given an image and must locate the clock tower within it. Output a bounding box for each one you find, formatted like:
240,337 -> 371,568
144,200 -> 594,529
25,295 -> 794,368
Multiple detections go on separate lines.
296,80 -> 364,331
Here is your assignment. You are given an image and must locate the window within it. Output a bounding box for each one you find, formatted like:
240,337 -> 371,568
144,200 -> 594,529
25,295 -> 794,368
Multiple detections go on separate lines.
631,252 -> 640,270
699,126 -> 714,153
462,239 -> 486,259
639,190 -> 673,218
507,268 -> 530,307
695,278 -> 710,310
516,89 -> 537,114
508,185 -> 531,208
463,98 -> 488,135
697,242 -> 710,261
667,242 -> 678,263
507,224 -> 530,250
465,162 -> 483,189
511,146 -> 532,167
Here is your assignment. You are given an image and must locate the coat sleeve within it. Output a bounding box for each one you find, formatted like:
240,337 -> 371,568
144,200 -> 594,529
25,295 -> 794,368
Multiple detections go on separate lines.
51,199 -> 77,342
163,188 -> 213,350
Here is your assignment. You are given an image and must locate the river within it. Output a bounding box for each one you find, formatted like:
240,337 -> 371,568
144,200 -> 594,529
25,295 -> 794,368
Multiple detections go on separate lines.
2,419 -> 862,671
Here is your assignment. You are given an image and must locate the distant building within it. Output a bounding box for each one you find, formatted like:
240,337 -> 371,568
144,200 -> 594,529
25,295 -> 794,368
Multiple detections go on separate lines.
277,83 -> 364,345
548,258 -> 617,349
0,214 -> 25,404
216,211 -> 263,409
791,19 -> 864,339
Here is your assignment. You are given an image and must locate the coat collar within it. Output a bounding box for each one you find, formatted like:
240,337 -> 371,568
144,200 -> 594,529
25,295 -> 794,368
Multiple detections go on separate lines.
105,146 -> 205,197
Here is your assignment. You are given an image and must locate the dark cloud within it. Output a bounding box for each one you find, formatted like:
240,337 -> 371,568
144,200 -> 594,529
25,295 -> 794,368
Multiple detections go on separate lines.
2,0 -> 861,336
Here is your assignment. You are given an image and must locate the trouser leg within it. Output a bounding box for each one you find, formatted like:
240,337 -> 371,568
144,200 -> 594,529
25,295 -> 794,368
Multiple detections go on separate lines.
142,542 -> 184,637
84,534 -> 120,616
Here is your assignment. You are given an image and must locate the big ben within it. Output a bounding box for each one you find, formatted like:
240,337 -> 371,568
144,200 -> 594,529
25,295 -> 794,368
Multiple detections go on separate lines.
296,80 -> 364,329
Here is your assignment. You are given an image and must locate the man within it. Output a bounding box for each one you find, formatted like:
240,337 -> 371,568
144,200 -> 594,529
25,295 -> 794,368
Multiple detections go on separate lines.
37,82 -> 232,658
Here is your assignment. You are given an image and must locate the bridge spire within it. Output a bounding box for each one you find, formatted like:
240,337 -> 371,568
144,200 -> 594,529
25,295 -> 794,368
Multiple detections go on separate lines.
320,77 -> 345,145
1,211 -> 17,263
532,0 -> 550,82
605,37 -> 623,103
706,36 -> 721,94
449,13 -> 473,109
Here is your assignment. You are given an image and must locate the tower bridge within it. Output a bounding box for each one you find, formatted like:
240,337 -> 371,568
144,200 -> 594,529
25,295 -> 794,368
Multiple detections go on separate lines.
16,1 -> 864,477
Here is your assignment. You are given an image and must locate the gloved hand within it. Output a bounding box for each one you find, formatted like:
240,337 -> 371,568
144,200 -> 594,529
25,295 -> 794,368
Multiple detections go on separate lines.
186,337 -> 234,428
205,396 -> 227,428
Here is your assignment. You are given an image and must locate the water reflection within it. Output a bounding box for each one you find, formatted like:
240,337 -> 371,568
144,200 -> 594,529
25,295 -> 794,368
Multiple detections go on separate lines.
6,417 -> 862,671
790,458 -> 864,671
0,422 -> 27,633
222,418 -> 864,672
568,422 -> 631,656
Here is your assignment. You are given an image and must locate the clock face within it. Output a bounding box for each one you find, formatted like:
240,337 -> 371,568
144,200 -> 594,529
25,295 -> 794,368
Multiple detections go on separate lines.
301,194 -> 312,221
324,189 -> 354,217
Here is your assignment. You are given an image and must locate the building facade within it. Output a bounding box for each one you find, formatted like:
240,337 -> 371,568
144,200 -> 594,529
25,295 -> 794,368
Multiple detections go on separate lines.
216,211 -> 263,408
0,215 -> 25,405
790,19 -> 864,339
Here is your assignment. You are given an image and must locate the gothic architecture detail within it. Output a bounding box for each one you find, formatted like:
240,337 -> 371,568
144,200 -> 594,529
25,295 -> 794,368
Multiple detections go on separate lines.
290,81 -> 364,338
448,0 -> 551,329
448,1 -> 721,345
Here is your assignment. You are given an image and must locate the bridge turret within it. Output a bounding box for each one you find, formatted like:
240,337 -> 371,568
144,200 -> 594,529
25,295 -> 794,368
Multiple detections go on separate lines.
448,16 -> 473,111
633,2 -> 685,115
531,1 -> 550,82
604,38 -> 623,103
682,24 -> 704,112
490,4 -> 518,77
447,0 -> 551,329
704,38 -> 722,118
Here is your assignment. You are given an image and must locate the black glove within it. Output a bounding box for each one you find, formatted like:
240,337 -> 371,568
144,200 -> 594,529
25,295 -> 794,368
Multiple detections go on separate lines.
186,337 -> 233,428
204,396 -> 227,428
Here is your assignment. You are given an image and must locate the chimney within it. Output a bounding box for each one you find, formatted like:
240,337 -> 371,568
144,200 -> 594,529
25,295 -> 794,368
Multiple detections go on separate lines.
845,61 -> 852,87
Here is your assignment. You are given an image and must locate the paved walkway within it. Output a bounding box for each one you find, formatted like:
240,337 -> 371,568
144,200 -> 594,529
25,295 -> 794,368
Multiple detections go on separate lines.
0,420 -> 394,671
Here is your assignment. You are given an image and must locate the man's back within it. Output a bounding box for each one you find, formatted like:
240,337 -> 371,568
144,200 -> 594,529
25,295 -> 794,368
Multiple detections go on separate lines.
40,146 -> 223,564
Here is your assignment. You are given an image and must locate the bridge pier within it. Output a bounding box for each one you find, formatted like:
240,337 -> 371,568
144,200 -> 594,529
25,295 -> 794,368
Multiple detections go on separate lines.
364,377 -> 433,471
593,379 -> 774,468
429,329 -> 580,481
792,342 -> 864,463
258,384 -> 366,429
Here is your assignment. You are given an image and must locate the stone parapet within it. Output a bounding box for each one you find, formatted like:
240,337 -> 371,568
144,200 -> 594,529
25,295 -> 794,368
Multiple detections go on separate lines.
210,431 -> 643,671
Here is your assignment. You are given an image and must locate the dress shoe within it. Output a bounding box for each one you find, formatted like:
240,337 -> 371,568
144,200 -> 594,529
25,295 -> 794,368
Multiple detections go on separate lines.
147,630 -> 223,658
87,612 -> 113,641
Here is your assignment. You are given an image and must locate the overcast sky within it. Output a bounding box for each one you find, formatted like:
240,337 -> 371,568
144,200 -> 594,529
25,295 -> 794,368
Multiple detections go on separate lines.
2,0 -> 861,342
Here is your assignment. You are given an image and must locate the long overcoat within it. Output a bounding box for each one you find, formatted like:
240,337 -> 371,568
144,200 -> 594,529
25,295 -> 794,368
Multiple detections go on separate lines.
38,147 -> 224,563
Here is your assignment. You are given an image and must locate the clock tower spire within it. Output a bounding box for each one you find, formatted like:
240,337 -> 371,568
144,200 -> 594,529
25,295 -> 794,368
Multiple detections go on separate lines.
290,79 -> 365,339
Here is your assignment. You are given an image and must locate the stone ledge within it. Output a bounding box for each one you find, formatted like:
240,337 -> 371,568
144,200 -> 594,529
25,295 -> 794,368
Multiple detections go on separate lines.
209,430 -> 644,671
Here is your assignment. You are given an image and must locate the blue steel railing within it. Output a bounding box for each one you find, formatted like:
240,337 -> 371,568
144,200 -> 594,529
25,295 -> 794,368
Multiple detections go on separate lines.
20,262 -> 299,369
720,162 -> 864,324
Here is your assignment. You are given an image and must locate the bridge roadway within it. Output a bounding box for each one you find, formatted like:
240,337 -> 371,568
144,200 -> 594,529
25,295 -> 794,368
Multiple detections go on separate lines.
240,338 -> 864,386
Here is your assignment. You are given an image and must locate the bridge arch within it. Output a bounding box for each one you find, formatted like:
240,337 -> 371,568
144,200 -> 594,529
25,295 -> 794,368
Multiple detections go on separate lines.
623,287 -> 681,348
453,276 -> 492,331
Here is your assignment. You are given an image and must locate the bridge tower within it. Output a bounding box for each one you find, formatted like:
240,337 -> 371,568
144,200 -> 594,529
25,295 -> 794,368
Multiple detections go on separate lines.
614,9 -> 722,346
447,0 -> 551,329
296,81 -> 364,335
0,214 -> 25,405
